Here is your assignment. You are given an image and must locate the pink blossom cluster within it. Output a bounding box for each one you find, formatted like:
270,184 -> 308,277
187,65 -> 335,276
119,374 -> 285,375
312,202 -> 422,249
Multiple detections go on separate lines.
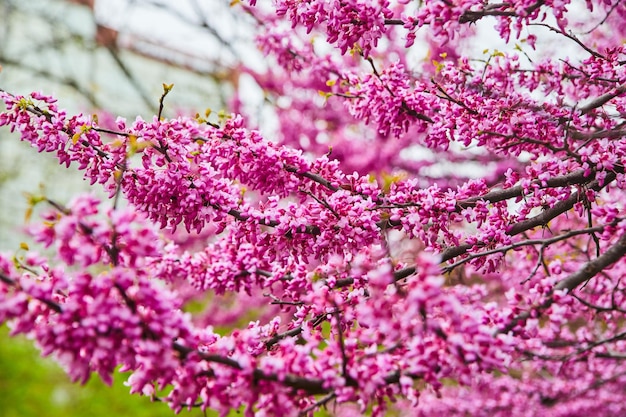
2,0 -> 626,415
0,195 -> 514,415
274,0 -> 393,57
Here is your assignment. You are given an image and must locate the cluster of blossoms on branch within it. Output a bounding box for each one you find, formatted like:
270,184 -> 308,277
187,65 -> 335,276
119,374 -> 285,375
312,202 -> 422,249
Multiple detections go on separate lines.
2,0 -> 626,415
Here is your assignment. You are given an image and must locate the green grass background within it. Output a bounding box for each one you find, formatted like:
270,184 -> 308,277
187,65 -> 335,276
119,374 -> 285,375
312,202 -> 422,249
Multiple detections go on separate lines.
0,323 -> 342,417
0,326 -> 209,417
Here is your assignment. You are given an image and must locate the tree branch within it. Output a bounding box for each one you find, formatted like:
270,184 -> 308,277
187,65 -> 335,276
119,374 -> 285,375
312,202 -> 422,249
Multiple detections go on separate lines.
499,232 -> 626,334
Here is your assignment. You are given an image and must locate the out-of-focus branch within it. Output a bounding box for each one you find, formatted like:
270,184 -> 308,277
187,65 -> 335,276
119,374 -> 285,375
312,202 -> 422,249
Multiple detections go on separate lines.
0,55 -> 100,107
105,45 -> 157,113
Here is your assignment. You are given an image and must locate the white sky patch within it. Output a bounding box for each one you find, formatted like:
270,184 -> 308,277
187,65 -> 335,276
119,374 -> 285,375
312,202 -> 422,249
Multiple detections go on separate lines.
94,0 -> 262,70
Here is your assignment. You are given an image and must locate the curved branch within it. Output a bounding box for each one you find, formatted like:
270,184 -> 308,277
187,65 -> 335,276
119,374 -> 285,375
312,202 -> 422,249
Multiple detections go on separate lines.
456,168 -> 601,209
499,232 -> 626,334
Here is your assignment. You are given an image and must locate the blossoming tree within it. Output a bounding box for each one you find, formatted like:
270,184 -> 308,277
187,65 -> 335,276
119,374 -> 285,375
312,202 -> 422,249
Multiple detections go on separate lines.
2,0 -> 626,415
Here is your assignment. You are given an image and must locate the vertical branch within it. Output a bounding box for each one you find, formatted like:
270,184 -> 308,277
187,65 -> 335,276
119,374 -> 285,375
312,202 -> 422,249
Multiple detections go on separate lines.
158,83 -> 174,121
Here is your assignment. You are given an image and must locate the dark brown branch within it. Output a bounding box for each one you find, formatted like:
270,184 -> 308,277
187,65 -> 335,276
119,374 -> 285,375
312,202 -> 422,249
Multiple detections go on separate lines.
555,234 -> 626,293
299,393 -> 337,416
222,206 -> 322,236
579,84 -> 626,114
569,128 -> 626,141
173,342 -> 329,394
379,167 -> 613,216
264,293 -> 304,306
529,23 -> 604,59
0,272 -> 63,313
440,170 -> 619,262
507,171 -> 616,236
265,326 -> 304,347
499,233 -> 626,334
157,83 -> 173,121
443,222 -> 622,274
459,1 -> 545,24
285,165 -> 339,192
